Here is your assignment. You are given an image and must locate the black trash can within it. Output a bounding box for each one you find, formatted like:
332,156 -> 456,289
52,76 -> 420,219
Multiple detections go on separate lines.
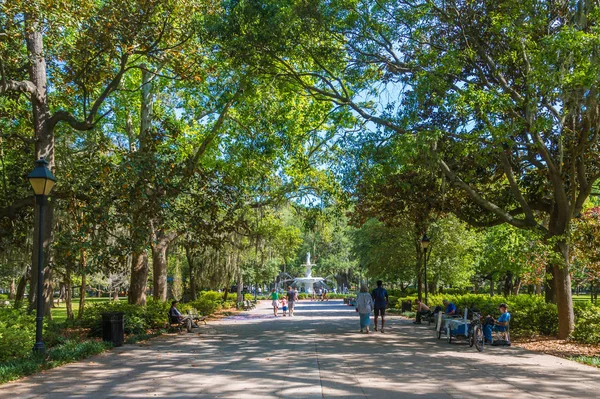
102,312 -> 124,347
401,300 -> 412,313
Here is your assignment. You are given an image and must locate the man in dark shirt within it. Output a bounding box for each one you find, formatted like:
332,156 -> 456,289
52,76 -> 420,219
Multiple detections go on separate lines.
371,280 -> 389,333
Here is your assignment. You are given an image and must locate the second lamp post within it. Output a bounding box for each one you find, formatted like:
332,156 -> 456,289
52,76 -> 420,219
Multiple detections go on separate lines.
28,158 -> 57,354
420,233 -> 430,305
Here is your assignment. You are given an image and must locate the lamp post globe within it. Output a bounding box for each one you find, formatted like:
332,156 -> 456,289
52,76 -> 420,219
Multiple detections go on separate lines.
420,234 -> 430,305
28,157 -> 56,354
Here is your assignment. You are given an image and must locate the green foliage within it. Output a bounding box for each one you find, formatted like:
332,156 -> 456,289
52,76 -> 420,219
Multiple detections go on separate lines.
387,295 -> 399,308
188,298 -> 221,316
78,299 -> 171,336
198,291 -> 223,302
222,300 -> 235,309
568,356 -> 600,368
297,293 -> 308,300
571,302 -> 600,344
0,340 -> 111,384
0,308 -> 36,362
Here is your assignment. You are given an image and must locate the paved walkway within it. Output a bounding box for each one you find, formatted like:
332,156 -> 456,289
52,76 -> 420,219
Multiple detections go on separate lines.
2,300 -> 600,398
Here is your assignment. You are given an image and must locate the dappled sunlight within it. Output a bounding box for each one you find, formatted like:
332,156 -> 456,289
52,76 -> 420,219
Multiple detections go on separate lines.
2,299 -> 600,398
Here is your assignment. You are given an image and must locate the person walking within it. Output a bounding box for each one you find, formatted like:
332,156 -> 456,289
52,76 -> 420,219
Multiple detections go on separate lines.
356,284 -> 374,333
371,280 -> 389,333
270,289 -> 279,317
287,286 -> 298,317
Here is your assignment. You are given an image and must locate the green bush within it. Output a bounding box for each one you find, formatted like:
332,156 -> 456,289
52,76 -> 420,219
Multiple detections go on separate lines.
571,302 -> 600,344
0,308 -> 36,362
77,299 -> 172,336
222,300 -> 235,309
0,340 -> 111,384
388,295 -> 399,309
199,291 -> 222,302
297,293 -> 308,300
0,294 -> 8,300
189,298 -> 221,316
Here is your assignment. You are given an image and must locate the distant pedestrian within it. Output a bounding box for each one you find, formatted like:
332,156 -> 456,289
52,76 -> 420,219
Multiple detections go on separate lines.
281,297 -> 288,316
356,285 -> 374,333
371,280 -> 389,333
270,289 -> 279,317
287,286 -> 298,317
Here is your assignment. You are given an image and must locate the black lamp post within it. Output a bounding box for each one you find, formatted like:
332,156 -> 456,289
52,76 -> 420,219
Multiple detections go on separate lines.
420,233 -> 430,306
28,158 -> 56,354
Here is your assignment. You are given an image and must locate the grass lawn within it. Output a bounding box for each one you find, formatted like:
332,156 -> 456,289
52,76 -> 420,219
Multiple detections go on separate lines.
51,297 -> 127,322
572,294 -> 596,302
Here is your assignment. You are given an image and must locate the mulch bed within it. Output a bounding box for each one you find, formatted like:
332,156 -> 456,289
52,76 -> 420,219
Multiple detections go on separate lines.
513,337 -> 600,360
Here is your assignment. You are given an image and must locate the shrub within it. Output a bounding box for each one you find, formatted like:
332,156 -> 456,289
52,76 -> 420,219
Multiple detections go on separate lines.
0,308 -> 36,362
222,300 -> 235,309
77,299 -> 173,336
0,294 -> 8,300
571,302 -> 600,344
189,298 -> 221,316
297,293 -> 308,300
388,295 -> 399,309
0,339 -> 111,384
199,291 -> 222,302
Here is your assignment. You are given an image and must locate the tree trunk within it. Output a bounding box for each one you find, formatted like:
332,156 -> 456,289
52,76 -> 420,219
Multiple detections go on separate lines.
223,287 -> 229,301
185,245 -> 197,301
535,283 -> 542,295
65,262 -> 74,320
545,263 -> 557,303
503,272 -> 513,297
152,239 -> 169,301
512,277 -> 522,296
129,250 -> 148,305
25,16 -> 56,320
9,278 -> 15,300
236,275 -> 244,303
415,243 -> 423,301
43,267 -> 53,319
14,267 -> 29,309
78,252 -> 87,319
489,277 -> 494,297
545,210 -> 575,339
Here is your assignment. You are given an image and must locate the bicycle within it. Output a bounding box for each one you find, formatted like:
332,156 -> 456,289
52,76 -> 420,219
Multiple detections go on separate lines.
469,312 -> 484,352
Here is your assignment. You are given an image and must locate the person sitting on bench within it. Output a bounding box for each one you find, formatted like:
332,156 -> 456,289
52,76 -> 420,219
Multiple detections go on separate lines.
169,300 -> 194,332
484,303 -> 511,343
413,299 -> 431,324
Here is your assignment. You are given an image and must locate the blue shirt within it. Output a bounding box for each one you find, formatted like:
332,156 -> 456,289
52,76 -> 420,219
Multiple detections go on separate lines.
497,312 -> 510,324
371,287 -> 388,308
445,302 -> 457,314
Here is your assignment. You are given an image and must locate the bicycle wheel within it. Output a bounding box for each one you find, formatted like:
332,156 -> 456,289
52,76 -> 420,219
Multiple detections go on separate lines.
446,326 -> 452,343
474,325 -> 484,352
469,328 -> 475,347
437,328 -> 442,339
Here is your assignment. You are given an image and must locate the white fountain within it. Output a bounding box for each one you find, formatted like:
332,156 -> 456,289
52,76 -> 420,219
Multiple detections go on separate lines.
293,252 -> 325,294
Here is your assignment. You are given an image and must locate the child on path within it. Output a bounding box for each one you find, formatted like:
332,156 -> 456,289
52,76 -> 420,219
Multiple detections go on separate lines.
281,297 -> 288,316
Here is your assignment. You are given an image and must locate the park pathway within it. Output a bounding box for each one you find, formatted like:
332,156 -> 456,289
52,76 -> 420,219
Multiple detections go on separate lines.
2,299 -> 600,398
